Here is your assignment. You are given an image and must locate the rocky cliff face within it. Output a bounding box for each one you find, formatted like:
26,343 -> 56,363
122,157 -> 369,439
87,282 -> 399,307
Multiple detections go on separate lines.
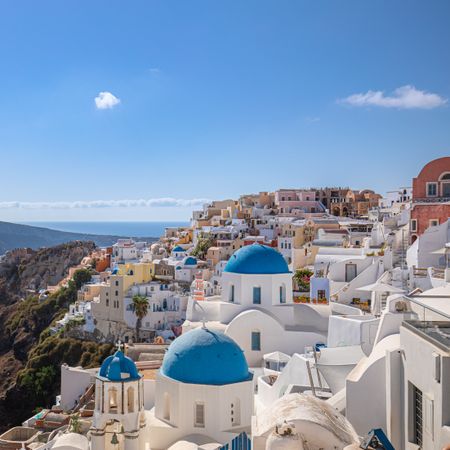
0,241 -> 96,300
0,241 -> 113,430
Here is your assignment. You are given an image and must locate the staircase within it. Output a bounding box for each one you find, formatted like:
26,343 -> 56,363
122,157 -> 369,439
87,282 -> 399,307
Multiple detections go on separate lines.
391,225 -> 409,268
72,383 -> 95,413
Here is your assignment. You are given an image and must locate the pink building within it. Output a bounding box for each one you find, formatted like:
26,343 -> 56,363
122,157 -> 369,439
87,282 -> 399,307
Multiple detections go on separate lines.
275,189 -> 325,214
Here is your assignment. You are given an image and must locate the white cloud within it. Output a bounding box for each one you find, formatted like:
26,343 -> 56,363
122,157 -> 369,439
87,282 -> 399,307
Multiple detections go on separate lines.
339,85 -> 447,110
0,198 -> 211,210
94,91 -> 121,110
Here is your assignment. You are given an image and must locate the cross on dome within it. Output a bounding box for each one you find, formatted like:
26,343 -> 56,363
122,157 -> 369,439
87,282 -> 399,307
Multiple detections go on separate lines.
115,340 -> 124,352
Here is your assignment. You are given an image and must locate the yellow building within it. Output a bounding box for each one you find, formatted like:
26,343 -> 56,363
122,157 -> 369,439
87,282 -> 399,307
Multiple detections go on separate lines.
117,262 -> 155,292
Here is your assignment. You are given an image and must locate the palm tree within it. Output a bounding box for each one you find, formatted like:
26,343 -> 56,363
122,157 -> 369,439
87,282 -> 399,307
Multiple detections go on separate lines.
132,294 -> 149,342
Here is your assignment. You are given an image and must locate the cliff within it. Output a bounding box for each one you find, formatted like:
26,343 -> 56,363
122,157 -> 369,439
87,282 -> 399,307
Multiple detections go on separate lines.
0,241 -> 114,430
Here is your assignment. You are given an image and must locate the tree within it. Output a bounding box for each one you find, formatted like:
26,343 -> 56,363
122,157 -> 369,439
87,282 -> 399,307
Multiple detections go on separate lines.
69,413 -> 82,434
132,295 -> 149,342
72,268 -> 92,290
293,268 -> 314,292
191,236 -> 215,260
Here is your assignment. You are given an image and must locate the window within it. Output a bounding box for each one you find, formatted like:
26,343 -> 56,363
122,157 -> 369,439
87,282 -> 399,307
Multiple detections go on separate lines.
229,285 -> 235,303
163,392 -> 170,421
427,182 -> 437,197
231,398 -> 241,426
115,280 -> 119,286
411,219 -> 417,232
318,289 -> 326,300
430,219 -> 439,227
412,385 -> 423,447
251,331 -> 261,351
279,285 -> 286,303
194,402 -> 205,427
106,298 -> 109,307
115,290 -> 119,296
127,387 -> 135,413
108,387 -> 118,413
253,287 -> 261,304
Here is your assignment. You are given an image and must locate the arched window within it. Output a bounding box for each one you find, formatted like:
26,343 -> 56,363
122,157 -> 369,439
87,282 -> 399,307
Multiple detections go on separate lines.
108,387 -> 118,413
439,172 -> 450,180
127,386 -> 135,413
163,392 -> 170,421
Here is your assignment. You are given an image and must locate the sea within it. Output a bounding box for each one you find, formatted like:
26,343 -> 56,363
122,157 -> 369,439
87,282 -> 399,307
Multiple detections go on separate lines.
22,221 -> 190,238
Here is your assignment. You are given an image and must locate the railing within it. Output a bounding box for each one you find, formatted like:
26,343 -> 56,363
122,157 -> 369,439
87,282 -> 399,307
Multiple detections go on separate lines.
220,432 -> 251,450
431,268 -> 445,279
413,267 -> 428,278
413,196 -> 450,203
73,383 -> 95,413
403,295 -> 450,351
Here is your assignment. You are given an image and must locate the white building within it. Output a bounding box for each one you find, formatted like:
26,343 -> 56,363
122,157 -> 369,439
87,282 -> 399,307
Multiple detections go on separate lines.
183,244 -> 329,366
112,239 -> 139,264
124,282 -> 188,336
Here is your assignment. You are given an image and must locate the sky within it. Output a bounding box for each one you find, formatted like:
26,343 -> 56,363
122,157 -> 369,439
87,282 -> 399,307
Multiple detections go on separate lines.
0,0 -> 449,222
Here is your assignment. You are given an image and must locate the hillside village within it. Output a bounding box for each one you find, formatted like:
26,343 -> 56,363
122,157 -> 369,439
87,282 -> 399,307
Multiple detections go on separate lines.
1,156 -> 450,449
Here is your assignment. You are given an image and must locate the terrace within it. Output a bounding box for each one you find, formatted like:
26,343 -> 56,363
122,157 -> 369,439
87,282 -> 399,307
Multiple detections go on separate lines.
403,292 -> 450,351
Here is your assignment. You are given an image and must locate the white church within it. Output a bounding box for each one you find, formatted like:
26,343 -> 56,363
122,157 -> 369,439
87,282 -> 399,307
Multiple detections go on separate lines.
183,244 -> 330,366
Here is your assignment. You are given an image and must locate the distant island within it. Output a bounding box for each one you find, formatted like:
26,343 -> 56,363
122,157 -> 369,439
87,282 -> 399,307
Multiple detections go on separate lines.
0,221 -> 157,254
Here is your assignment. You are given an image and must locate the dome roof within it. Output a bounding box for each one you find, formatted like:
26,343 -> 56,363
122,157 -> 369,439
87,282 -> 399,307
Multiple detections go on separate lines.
98,350 -> 140,382
172,245 -> 185,253
183,256 -> 197,266
224,244 -> 290,275
161,328 -> 251,385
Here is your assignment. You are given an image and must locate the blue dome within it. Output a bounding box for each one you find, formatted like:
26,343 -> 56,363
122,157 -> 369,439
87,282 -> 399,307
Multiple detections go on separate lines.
224,244 -> 290,275
183,256 -> 197,266
99,351 -> 141,382
172,246 -> 185,253
161,328 -> 251,385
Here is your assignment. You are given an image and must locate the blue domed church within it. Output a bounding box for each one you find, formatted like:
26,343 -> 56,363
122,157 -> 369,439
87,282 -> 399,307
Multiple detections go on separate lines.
145,327 -> 253,449
183,244 -> 328,366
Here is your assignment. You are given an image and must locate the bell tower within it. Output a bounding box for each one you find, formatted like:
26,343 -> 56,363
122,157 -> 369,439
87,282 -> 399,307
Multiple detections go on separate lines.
90,343 -> 145,450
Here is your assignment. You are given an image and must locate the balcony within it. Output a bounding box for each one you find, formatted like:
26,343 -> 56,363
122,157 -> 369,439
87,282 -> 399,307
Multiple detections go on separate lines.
403,295 -> 450,351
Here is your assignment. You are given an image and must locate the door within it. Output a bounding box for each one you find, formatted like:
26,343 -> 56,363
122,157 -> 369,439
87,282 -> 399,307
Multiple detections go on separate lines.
345,263 -> 357,282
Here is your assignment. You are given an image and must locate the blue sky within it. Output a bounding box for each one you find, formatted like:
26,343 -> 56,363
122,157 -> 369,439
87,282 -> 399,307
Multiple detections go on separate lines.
0,0 -> 449,221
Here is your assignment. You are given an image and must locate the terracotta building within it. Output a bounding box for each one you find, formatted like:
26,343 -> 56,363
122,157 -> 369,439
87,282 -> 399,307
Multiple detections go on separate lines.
315,187 -> 381,217
410,156 -> 450,242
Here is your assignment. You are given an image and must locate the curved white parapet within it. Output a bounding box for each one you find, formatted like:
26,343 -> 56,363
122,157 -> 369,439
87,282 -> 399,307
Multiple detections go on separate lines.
316,345 -> 366,394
